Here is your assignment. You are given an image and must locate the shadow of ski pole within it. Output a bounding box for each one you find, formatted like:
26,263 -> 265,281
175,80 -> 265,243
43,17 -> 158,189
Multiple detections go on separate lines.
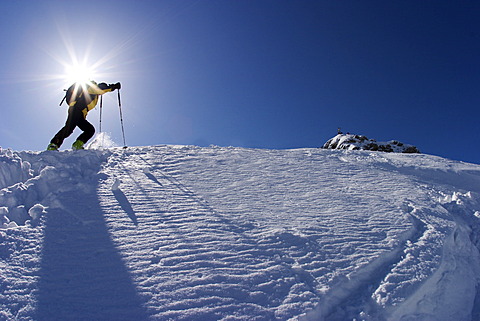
113,188 -> 139,225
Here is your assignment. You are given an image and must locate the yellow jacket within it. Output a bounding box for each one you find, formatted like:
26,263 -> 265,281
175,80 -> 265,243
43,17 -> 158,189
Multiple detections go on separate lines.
66,81 -> 116,117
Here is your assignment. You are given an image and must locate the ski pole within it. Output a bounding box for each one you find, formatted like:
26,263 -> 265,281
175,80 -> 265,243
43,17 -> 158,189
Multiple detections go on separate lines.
99,95 -> 103,133
99,95 -> 104,148
117,89 -> 127,148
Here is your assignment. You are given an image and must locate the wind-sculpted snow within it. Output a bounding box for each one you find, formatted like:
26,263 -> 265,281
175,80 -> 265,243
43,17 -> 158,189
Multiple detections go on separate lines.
0,148 -> 32,190
0,145 -> 480,320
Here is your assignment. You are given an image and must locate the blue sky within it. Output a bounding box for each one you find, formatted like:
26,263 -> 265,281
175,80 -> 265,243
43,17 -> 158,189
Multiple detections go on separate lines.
1,1 -> 479,164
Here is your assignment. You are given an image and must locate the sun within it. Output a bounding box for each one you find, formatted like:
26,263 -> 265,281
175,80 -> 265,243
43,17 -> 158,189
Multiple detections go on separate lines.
43,17 -> 138,91
64,62 -> 96,85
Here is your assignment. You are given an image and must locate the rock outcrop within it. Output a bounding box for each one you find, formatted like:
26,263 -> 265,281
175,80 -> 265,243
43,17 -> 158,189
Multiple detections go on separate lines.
322,134 -> 420,153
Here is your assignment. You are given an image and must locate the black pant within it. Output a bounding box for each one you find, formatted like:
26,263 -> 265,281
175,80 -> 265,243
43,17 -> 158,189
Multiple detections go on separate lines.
50,105 -> 95,147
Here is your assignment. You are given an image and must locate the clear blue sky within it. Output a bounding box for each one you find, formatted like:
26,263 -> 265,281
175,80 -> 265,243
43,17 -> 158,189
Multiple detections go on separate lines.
1,1 -> 479,164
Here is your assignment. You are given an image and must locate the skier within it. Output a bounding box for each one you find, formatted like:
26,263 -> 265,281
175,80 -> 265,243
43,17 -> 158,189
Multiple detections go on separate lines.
47,80 -> 121,151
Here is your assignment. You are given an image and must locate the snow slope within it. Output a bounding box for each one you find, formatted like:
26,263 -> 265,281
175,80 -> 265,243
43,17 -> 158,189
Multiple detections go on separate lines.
1,144 -> 480,320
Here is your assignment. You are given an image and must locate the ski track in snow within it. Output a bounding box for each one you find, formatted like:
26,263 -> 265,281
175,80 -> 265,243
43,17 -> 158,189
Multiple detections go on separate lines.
0,145 -> 480,320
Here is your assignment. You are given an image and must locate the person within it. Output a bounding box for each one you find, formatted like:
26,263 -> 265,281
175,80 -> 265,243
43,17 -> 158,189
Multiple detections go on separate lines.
47,80 -> 121,151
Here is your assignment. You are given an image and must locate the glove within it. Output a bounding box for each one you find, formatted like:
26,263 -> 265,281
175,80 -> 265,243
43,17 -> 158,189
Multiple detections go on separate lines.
110,82 -> 121,90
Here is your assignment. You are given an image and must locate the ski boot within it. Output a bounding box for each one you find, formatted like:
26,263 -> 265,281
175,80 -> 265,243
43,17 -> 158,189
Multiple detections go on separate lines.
72,140 -> 85,150
47,143 -> 59,151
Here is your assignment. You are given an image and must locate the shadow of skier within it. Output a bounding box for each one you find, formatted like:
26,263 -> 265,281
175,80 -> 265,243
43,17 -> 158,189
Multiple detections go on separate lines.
35,170 -> 148,320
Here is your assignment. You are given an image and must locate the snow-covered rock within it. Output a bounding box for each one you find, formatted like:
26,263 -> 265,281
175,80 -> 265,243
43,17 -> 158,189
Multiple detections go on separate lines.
322,134 -> 420,153
1,145 -> 479,321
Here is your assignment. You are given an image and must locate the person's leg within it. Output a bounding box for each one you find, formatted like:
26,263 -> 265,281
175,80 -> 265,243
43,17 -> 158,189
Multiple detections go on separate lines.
76,114 -> 95,146
50,106 -> 80,148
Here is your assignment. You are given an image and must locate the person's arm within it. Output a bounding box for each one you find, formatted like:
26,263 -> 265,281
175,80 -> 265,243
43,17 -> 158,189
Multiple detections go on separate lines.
88,82 -> 121,95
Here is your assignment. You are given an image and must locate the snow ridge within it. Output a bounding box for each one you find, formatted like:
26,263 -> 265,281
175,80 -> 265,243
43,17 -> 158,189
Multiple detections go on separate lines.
1,145 -> 480,320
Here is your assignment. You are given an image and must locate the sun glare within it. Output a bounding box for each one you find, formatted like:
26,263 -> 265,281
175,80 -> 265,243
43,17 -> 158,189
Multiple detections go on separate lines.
44,15 -> 140,91
64,63 -> 96,85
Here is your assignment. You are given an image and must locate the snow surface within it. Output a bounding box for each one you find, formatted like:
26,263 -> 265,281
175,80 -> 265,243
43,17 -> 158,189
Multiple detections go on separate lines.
1,144 -> 480,320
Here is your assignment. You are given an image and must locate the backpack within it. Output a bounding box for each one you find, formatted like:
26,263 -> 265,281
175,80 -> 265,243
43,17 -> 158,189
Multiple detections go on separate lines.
59,82 -> 95,107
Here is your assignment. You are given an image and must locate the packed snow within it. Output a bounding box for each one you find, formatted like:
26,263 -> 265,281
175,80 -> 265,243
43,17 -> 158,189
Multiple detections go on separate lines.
1,143 -> 480,320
